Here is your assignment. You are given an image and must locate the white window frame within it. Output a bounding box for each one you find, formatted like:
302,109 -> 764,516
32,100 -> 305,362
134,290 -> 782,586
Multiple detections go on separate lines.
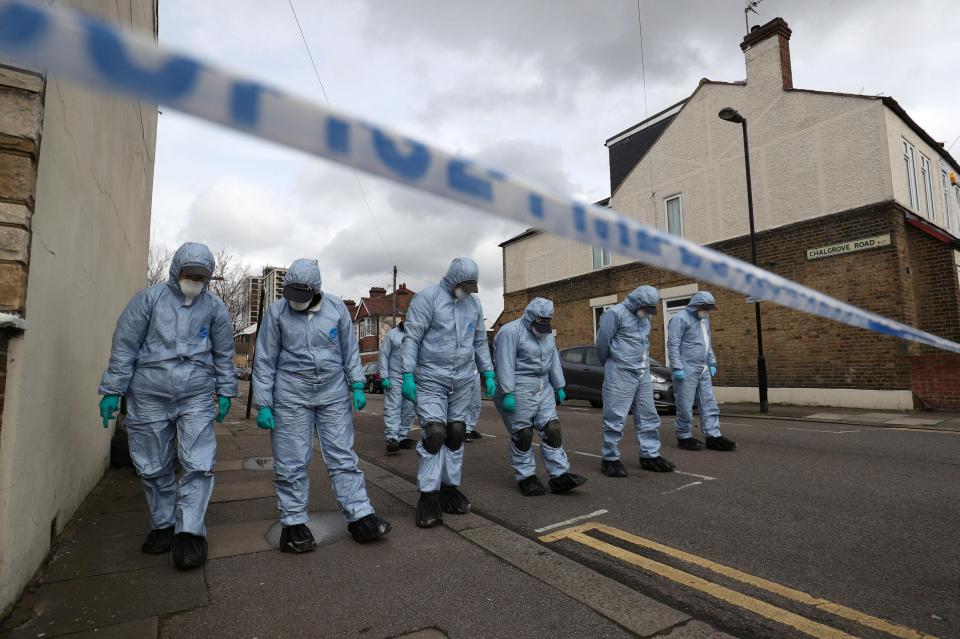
662,294 -> 694,367
592,304 -> 614,339
942,168 -> 952,230
919,154 -> 935,220
902,139 -> 919,210
592,246 -> 612,270
359,316 -> 376,339
664,194 -> 683,237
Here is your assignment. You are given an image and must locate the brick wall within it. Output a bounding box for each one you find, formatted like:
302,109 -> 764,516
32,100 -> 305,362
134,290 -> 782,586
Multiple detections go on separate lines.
503,202 -> 931,394
909,354 -> 960,410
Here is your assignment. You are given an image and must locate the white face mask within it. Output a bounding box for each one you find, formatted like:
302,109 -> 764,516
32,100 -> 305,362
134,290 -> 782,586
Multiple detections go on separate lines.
289,300 -> 310,311
698,310 -> 710,320
454,287 -> 469,301
636,310 -> 648,320
179,279 -> 204,304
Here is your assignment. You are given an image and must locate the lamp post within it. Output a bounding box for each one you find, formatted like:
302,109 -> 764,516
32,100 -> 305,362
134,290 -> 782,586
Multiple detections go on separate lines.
718,107 -> 769,413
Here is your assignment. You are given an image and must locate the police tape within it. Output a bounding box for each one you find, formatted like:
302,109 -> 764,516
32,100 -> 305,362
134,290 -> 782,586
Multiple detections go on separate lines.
1,0 -> 958,354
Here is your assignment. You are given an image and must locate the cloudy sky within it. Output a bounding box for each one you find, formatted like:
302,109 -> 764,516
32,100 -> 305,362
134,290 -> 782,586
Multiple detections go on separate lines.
152,0 -> 959,325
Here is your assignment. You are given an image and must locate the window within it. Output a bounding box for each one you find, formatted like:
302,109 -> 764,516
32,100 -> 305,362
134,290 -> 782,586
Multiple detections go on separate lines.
943,169 -> 952,229
665,194 -> 683,236
592,246 -> 612,270
359,316 -> 376,339
902,139 -> 919,210
583,348 -> 601,367
920,155 -> 935,219
592,304 -> 613,338
561,348 -> 583,364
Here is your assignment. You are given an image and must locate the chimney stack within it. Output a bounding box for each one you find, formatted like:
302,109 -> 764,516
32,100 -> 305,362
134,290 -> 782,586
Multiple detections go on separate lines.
740,17 -> 792,91
369,286 -> 386,298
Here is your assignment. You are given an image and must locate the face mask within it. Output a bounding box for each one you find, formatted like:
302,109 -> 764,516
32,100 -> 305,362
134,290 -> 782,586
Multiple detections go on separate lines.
636,310 -> 647,320
289,300 -> 310,312
454,287 -> 469,301
698,310 -> 709,320
179,279 -> 204,304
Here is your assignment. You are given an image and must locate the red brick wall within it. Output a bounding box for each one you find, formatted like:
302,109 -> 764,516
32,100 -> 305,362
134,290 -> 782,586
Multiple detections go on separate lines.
504,203 -> 928,394
910,354 -> 960,410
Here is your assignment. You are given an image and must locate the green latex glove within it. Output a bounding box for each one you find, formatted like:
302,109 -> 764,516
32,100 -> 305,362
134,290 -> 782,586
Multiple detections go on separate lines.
216,396 -> 231,423
381,378 -> 392,390
502,392 -> 516,413
401,373 -> 417,402
256,406 -> 275,430
672,369 -> 686,381
99,395 -> 120,429
351,382 -> 366,411
555,388 -> 566,404
482,370 -> 496,398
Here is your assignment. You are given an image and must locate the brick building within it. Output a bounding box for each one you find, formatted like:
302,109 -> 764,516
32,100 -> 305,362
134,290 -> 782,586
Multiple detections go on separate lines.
499,18 -> 960,410
353,284 -> 415,364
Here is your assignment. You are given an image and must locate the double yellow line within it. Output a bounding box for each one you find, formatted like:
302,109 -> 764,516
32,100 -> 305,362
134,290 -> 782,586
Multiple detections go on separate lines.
540,522 -> 939,639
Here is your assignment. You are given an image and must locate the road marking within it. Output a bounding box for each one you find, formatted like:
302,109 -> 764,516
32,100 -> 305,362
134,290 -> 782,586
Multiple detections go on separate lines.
786,428 -> 861,434
534,509 -> 609,533
572,450 -> 602,458
660,481 -> 702,495
542,522 -> 939,639
673,470 -> 717,481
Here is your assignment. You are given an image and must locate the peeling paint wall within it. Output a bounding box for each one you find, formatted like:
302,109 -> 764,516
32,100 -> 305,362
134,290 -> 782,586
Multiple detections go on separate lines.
0,0 -> 158,615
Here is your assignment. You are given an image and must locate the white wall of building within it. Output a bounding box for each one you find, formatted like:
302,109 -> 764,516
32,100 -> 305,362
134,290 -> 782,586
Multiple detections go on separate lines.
0,0 -> 158,614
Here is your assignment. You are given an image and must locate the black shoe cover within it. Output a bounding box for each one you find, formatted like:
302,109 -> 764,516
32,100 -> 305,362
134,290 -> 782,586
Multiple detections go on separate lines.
398,438 -> 418,449
601,459 -> 628,477
548,472 -> 588,494
705,435 -> 737,451
517,475 -> 546,497
385,438 -> 400,453
677,437 -> 704,451
279,523 -> 316,554
172,533 -> 207,570
141,526 -> 174,554
348,514 -> 392,543
439,484 -> 471,514
640,456 -> 676,473
466,431 -> 483,442
416,491 -> 443,528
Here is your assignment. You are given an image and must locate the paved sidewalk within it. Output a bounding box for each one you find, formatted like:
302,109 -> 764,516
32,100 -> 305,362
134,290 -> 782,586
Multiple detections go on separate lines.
0,407 -> 736,639
719,402 -> 960,432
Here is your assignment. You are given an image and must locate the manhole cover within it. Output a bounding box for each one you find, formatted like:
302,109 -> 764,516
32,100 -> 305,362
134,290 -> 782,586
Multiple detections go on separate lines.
265,512 -> 349,548
243,456 -> 275,471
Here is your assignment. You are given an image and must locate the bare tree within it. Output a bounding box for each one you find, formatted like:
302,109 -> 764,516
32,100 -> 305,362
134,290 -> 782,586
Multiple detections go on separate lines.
146,244 -> 173,286
208,249 -> 251,336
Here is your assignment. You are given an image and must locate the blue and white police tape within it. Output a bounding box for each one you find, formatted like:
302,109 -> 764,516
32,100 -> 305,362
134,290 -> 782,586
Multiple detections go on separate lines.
1,0 -> 958,354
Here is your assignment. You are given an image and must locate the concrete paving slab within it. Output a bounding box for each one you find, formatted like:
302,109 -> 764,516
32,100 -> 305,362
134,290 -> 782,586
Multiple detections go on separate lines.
884,416 -> 944,426
61,509 -> 151,543
854,412 -> 909,423
76,492 -> 149,516
231,436 -> 273,456
460,524 -> 690,636
658,620 -> 738,638
205,496 -> 278,527
89,470 -> 144,498
392,490 -> 420,507
206,519 -> 274,559
215,458 -> 244,471
43,536 -> 169,583
263,511 -> 349,548
358,458 -> 417,494
242,456 -> 275,471
441,511 -> 496,532
210,480 -> 276,503
59,617 -> 158,639
213,469 -> 276,485
214,441 -> 244,461
396,630 -> 448,639
803,413 -> 849,421
1,566 -> 206,639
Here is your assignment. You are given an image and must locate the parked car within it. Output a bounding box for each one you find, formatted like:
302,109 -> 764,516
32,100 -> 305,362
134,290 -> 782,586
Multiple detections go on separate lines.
559,346 -> 676,413
363,362 -> 384,394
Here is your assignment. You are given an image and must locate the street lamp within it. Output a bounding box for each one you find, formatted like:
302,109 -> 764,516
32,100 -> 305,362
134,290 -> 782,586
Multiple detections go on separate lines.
718,107 -> 769,413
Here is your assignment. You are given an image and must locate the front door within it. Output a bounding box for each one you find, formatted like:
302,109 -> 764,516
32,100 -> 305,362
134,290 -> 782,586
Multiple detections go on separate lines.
662,296 -> 692,368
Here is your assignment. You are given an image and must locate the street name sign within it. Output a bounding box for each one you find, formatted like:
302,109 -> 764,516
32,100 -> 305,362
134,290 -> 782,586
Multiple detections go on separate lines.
806,234 -> 891,261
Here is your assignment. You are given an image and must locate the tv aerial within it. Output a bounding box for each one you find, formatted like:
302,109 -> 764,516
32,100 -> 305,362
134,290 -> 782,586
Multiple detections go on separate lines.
744,0 -> 765,33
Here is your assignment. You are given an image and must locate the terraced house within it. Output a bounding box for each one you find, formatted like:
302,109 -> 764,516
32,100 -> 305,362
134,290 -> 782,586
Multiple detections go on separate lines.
500,18 -> 960,410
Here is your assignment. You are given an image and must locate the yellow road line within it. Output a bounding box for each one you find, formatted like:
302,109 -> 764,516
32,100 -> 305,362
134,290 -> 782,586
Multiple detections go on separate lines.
541,523 -> 939,639
553,531 -> 857,639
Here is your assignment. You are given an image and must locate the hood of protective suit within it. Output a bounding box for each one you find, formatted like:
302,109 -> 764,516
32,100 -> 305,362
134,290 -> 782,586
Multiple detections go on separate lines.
283,258 -> 323,291
623,285 -> 659,313
439,256 -> 480,294
521,297 -> 554,330
168,242 -> 215,290
686,291 -> 716,312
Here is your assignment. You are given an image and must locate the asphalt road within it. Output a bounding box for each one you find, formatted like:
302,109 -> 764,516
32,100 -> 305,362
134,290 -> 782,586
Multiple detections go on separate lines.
351,394 -> 959,639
